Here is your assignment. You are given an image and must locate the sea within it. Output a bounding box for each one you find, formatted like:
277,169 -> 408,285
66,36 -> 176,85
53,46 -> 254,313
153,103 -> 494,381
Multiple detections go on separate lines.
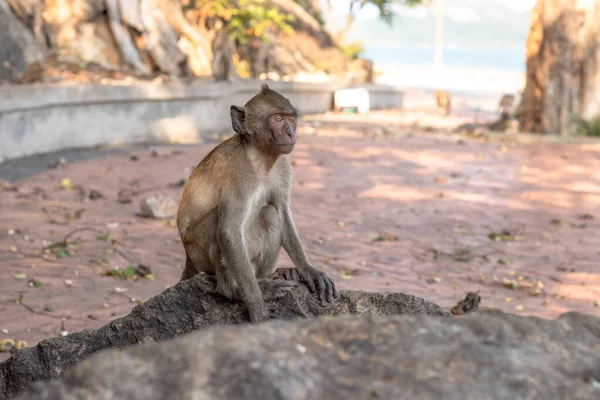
361,43 -> 527,73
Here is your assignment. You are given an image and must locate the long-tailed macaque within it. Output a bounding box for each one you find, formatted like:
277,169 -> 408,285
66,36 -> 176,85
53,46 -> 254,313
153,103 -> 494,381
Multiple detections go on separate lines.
435,90 -> 452,116
177,84 -> 338,322
211,20 -> 236,81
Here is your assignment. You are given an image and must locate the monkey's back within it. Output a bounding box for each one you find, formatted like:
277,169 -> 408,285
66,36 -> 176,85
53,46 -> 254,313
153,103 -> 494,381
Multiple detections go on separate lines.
176,138 -> 240,240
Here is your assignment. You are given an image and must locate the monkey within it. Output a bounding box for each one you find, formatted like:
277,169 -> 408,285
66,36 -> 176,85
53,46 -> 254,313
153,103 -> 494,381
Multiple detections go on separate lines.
177,83 -> 338,323
248,37 -> 273,79
435,90 -> 452,116
211,20 -> 237,81
498,94 -> 516,118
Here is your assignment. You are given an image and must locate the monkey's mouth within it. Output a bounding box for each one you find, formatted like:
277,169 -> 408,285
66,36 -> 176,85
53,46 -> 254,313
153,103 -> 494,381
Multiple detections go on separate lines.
271,139 -> 296,147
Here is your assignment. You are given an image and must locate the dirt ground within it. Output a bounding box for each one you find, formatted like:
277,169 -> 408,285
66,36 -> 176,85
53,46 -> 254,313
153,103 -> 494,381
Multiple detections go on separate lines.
1,109 -> 599,361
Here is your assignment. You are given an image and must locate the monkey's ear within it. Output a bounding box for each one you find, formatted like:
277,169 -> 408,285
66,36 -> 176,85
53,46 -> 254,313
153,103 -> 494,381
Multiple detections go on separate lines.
230,105 -> 245,134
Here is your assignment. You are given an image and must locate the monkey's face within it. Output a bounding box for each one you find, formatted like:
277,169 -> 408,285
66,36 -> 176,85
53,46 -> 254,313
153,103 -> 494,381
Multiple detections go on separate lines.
267,112 -> 296,154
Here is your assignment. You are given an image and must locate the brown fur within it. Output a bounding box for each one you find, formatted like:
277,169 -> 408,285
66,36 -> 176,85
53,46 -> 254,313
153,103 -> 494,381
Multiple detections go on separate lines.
435,90 -> 452,116
177,84 -> 338,322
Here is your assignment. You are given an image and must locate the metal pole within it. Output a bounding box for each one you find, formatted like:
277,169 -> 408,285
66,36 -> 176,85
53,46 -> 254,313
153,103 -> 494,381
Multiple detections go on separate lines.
434,0 -> 445,68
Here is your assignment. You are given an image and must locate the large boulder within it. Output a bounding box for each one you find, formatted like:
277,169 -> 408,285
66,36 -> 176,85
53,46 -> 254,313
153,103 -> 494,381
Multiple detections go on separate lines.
0,274 -> 447,399
17,311 -> 600,400
0,0 -> 45,81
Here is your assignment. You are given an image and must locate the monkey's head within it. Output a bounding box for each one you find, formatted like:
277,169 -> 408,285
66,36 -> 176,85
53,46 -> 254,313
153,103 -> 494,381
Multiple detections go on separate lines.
230,83 -> 298,155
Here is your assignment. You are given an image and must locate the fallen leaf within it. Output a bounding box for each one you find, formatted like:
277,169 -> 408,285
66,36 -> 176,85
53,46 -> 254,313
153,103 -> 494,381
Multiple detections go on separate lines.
426,277 -> 442,284
504,297 -> 513,302
28,279 -> 43,288
9,246 -> 17,252
15,340 -> 27,350
88,189 -> 104,200
488,229 -> 516,242
550,219 -> 565,226
578,213 -> 594,220
372,235 -> 399,242
339,269 -> 360,279
12,272 -> 26,280
168,179 -> 186,188
515,304 -> 524,312
0,339 -> 14,352
570,223 -> 588,229
59,178 -> 73,190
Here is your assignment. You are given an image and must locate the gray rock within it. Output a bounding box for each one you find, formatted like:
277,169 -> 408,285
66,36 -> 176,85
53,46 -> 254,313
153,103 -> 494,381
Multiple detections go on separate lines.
0,0 -> 45,81
139,194 -> 179,219
17,311 -> 600,400
0,274 -> 447,399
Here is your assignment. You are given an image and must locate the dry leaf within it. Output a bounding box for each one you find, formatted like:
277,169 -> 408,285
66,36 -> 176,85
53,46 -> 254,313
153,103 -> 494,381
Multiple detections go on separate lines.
0,339 -> 14,352
515,304 -> 524,312
339,269 -> 360,279
59,178 -> 73,190
12,272 -> 26,280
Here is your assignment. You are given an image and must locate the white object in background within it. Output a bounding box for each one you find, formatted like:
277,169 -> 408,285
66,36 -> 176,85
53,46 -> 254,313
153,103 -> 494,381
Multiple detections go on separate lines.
333,88 -> 370,114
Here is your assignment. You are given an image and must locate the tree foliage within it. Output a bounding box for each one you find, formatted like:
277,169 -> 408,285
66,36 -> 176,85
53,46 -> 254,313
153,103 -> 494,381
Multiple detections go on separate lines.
185,0 -> 295,44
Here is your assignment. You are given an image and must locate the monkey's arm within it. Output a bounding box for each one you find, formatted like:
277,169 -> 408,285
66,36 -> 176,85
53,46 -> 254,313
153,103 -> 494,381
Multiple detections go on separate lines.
280,206 -> 338,303
217,194 -> 267,322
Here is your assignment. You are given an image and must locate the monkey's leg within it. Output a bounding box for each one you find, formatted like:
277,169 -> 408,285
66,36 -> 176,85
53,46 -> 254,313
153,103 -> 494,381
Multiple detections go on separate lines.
250,205 -> 297,300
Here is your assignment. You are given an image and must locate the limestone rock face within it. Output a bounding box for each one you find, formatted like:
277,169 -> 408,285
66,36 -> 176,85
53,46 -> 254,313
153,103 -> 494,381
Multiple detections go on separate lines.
0,0 -> 45,81
17,311 -> 600,400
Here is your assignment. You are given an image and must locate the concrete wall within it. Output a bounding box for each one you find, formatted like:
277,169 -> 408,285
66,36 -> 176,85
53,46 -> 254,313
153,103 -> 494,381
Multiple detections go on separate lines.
0,80 -> 404,163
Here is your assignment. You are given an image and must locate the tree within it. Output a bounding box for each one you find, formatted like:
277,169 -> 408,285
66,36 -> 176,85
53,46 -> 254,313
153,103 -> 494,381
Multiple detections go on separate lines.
520,0 -> 600,135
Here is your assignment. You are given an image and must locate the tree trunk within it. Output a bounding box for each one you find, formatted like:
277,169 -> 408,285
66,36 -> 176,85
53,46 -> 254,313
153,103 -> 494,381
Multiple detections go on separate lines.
520,0 -> 600,135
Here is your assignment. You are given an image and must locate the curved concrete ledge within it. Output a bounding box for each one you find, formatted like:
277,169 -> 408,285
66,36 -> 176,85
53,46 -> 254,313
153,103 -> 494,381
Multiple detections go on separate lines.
0,80 -> 404,163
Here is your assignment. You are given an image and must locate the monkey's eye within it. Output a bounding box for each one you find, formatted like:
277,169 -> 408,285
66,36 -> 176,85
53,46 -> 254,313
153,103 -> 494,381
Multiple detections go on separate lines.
274,115 -> 283,122
288,116 -> 296,123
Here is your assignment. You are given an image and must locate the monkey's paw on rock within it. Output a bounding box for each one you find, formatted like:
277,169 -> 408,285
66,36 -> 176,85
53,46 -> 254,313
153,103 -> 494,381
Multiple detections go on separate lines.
0,274 -> 447,399
16,311 -> 600,400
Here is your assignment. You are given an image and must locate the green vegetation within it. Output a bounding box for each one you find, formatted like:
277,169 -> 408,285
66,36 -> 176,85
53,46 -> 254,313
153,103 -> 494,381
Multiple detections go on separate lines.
186,0 -> 295,44
341,42 -> 365,59
576,115 -> 600,137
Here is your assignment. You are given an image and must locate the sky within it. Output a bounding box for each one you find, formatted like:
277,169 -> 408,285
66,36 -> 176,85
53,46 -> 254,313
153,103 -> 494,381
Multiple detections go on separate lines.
322,0 -> 537,21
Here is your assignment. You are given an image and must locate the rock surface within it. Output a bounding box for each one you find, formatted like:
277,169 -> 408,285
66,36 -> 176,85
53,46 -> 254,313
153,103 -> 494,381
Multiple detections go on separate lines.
0,274 -> 447,399
17,311 -> 600,400
0,0 -> 45,81
139,194 -> 179,219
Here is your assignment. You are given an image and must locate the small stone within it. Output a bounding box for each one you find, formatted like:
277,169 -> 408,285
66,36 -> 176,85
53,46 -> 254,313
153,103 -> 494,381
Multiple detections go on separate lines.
139,195 -> 179,219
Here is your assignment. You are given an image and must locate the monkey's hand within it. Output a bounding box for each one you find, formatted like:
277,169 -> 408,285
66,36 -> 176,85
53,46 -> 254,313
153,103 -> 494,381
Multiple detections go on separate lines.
266,267 -> 301,282
298,265 -> 338,304
258,279 -> 297,301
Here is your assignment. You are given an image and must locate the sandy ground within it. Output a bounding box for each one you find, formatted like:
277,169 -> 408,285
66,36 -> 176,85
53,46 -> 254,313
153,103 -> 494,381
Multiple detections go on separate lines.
1,108 -> 599,361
